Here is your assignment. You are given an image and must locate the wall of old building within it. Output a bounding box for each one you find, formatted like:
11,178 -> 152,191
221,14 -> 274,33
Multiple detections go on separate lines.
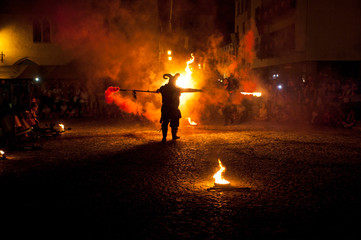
0,14 -> 70,67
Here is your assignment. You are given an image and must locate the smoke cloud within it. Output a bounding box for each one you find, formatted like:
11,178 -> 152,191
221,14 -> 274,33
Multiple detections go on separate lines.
47,0 -> 261,124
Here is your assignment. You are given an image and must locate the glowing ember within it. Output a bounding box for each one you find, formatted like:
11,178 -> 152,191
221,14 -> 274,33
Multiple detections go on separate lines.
0,150 -> 5,160
59,124 -> 65,132
187,117 -> 198,126
240,92 -> 262,97
213,159 -> 230,185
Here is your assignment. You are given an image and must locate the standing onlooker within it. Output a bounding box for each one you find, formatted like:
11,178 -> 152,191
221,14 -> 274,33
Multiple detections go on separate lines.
303,76 -> 316,123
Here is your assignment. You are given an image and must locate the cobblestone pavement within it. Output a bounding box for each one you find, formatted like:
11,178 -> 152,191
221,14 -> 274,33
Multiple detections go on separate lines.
1,118 -> 361,239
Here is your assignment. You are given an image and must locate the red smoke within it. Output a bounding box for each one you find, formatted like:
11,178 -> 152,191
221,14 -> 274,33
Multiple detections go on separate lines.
105,87 -> 140,115
105,86 -> 160,122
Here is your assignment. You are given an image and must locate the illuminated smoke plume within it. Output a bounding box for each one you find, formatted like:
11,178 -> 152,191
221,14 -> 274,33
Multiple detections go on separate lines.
49,0 -> 165,121
42,0 -> 261,124
183,23 -> 264,124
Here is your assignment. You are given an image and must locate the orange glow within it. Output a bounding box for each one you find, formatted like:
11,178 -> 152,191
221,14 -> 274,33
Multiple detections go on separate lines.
213,159 -> 230,185
187,117 -> 197,126
240,92 -> 262,97
59,124 -> 65,132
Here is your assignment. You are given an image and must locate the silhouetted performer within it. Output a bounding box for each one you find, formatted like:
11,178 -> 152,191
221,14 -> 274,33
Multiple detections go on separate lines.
157,73 -> 182,142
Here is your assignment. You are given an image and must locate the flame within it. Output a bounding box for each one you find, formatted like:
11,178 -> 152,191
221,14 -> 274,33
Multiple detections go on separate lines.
240,92 -> 262,97
59,124 -> 65,132
213,159 -> 230,185
176,53 -> 194,88
187,117 -> 197,126
173,53 -> 198,119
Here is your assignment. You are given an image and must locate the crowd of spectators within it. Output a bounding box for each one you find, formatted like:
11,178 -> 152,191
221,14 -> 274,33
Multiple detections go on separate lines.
255,73 -> 361,128
29,73 -> 360,130
32,81 -> 105,120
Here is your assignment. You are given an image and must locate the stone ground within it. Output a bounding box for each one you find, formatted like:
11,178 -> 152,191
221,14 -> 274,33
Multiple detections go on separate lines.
1,118 -> 361,239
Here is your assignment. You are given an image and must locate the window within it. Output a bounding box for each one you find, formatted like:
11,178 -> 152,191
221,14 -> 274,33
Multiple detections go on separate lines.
33,18 -> 51,43
33,20 -> 41,42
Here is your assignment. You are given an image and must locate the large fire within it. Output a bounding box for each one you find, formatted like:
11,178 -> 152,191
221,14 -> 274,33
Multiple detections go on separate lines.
176,53 -> 194,88
171,53 -> 199,123
213,159 -> 230,185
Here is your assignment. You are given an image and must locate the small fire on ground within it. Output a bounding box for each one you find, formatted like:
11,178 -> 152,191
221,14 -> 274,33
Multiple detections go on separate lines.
0,150 -> 6,160
213,159 -> 230,186
187,117 -> 198,126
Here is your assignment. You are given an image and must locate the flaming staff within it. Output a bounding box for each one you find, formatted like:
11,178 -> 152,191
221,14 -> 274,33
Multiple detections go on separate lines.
113,87 -> 203,99
240,92 -> 262,97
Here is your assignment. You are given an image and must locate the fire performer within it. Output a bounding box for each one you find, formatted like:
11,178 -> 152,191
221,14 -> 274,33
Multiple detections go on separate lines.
156,73 -> 202,142
107,73 -> 202,142
156,73 -> 182,142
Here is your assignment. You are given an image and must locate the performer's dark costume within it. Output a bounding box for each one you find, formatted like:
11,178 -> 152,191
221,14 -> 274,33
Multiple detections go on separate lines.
157,73 -> 182,142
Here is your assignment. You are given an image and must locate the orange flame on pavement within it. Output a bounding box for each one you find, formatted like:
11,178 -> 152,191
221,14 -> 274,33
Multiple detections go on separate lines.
59,124 -> 65,132
187,117 -> 197,126
213,159 -> 230,185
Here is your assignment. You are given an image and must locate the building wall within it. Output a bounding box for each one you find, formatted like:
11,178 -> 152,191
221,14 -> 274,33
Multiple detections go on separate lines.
235,0 -> 251,40
306,0 -> 361,61
0,14 -> 70,67
248,0 -> 361,70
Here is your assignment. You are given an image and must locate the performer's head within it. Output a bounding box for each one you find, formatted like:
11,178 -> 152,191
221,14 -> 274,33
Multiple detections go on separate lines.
163,73 -> 180,85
